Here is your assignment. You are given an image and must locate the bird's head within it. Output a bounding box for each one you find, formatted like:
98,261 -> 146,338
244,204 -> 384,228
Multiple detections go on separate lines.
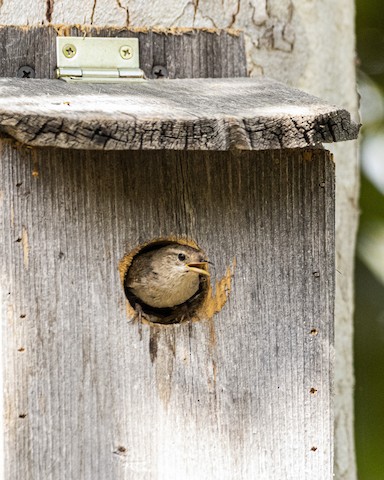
156,244 -> 210,279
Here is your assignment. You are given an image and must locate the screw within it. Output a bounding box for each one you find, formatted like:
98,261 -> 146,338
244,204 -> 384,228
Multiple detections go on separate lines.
120,45 -> 133,59
151,65 -> 169,79
17,66 -> 35,79
63,44 -> 77,58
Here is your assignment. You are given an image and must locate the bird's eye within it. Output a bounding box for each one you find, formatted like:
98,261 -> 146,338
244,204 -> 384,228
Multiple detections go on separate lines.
178,253 -> 186,261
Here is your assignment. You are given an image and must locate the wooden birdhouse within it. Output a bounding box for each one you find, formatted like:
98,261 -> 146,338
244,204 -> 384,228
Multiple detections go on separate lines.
0,26 -> 358,479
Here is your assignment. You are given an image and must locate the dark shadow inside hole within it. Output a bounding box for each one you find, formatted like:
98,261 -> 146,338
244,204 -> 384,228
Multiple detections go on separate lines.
123,240 -> 209,324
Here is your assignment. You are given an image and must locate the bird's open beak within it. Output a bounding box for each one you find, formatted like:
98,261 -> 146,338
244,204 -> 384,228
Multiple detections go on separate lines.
186,262 -> 210,276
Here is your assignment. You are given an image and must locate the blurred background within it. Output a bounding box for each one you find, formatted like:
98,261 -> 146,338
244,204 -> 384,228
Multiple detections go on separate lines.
355,0 -> 384,478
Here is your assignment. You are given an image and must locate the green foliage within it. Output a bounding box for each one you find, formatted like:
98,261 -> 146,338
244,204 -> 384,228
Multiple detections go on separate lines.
355,1 -> 384,478
356,0 -> 384,87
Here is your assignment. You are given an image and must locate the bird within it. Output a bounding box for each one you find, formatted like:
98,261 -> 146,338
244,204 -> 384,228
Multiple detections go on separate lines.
125,243 -> 210,310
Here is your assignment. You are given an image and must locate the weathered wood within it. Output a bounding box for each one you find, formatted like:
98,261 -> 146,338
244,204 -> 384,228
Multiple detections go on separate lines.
0,25 -> 247,81
0,25 -> 336,480
0,25 -> 358,151
0,77 -> 358,150
0,5 -> 359,478
0,146 -> 334,479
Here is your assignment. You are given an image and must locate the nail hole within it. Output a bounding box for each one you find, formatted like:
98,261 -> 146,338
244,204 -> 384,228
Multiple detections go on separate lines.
114,445 -> 127,455
312,271 -> 320,278
121,238 -> 210,325
18,413 -> 27,419
15,238 -> 22,243
16,182 -> 23,187
311,446 -> 318,452
319,182 -> 325,188
310,387 -> 318,395
310,328 -> 318,336
58,251 -> 65,260
20,314 -> 26,319
18,347 -> 25,352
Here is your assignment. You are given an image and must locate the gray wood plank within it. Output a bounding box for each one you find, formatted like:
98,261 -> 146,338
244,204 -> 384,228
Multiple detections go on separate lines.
0,25 -> 335,480
0,146 -> 334,480
0,77 -> 358,150
0,25 -> 247,80
0,25 -> 358,151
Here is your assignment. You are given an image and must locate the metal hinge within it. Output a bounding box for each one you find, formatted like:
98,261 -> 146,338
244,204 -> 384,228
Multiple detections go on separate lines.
56,37 -> 145,83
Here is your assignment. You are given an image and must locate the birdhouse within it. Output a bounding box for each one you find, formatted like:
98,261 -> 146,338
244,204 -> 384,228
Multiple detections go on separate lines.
0,26 -> 359,479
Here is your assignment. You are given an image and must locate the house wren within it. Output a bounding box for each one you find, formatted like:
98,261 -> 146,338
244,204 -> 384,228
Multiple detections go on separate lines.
125,244 -> 210,309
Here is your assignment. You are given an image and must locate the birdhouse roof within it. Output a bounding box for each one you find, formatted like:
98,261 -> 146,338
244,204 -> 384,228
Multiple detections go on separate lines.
0,76 -> 359,150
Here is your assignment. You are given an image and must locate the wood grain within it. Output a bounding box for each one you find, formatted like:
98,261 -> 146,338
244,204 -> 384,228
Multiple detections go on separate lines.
0,25 -> 247,81
0,77 -> 359,150
0,26 -> 335,480
0,146 -> 334,479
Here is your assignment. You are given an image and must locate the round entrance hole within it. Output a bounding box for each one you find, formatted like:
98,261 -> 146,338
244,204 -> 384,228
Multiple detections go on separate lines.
121,239 -> 211,324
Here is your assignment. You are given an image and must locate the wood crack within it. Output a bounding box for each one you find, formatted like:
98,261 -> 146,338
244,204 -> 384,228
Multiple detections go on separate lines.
90,0 -> 97,24
229,0 -> 241,28
193,0 -> 200,24
116,0 -> 130,27
45,0 -> 54,23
